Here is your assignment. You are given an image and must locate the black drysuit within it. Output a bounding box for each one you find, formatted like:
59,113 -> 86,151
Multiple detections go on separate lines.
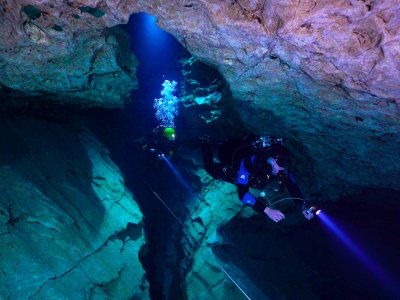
202,140 -> 304,212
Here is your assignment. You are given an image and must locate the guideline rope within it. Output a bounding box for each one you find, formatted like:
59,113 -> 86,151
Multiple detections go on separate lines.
150,190 -> 252,300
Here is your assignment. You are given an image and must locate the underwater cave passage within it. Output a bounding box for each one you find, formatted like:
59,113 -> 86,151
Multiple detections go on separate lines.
87,12 -> 193,300
3,2 -> 400,300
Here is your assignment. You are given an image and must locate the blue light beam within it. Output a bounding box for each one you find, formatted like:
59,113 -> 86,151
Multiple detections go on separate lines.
143,14 -> 167,45
162,155 -> 193,194
317,211 -> 399,294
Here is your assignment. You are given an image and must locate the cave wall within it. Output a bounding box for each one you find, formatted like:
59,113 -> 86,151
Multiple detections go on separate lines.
0,1 -> 138,107
2,1 -> 398,197
123,0 -> 400,198
0,117 -> 149,299
180,166 -> 253,299
0,2 -> 399,297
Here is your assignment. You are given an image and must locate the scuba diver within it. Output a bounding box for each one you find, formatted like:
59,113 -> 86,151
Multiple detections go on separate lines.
142,125 -> 176,160
201,135 -> 315,223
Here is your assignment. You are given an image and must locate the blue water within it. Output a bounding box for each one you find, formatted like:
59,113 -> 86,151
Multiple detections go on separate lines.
122,13 -> 188,133
117,13 -> 190,300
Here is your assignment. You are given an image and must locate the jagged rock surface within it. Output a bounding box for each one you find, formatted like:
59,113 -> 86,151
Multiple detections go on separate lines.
179,165 -> 259,299
180,160 -> 310,299
2,1 -> 400,298
0,117 -> 149,299
124,0 -> 400,198
180,57 -> 224,125
178,56 -> 244,142
178,56 -> 251,142
0,2 -> 138,107
2,0 -> 399,194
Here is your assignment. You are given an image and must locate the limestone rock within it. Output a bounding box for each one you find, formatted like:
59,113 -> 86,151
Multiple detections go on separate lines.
0,117 -> 149,299
0,2 -> 138,107
180,167 -> 258,299
124,0 -> 400,198
2,0 -> 399,196
179,57 -> 224,136
178,56 -> 247,141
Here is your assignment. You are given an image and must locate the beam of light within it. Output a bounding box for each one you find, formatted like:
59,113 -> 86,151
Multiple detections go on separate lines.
162,155 -> 193,193
142,13 -> 167,46
317,211 -> 399,294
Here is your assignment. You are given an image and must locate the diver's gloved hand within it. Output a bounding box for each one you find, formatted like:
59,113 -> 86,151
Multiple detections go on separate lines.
264,207 -> 285,223
267,157 -> 285,175
302,209 -> 314,220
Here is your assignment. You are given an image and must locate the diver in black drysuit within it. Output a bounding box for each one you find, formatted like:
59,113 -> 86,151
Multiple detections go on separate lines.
202,136 -> 313,222
142,125 -> 176,160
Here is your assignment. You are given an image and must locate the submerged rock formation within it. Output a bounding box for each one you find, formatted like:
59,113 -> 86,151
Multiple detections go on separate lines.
180,167 -> 258,299
180,57 -> 224,125
124,0 -> 400,198
0,117 -> 149,299
178,56 -> 246,141
2,0 -> 398,195
0,2 -> 138,107
1,1 -> 400,298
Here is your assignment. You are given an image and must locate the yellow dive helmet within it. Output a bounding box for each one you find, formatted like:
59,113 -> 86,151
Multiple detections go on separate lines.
163,127 -> 176,140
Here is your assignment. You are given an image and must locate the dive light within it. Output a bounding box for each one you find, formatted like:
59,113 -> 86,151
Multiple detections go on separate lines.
306,205 -> 321,216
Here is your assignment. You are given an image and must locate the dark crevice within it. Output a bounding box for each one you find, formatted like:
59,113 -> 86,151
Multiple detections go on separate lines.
52,24 -> 63,32
115,222 -> 143,242
22,5 -> 42,20
79,6 -> 106,18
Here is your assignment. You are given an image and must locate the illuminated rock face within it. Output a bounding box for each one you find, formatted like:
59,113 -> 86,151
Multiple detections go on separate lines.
0,117 -> 149,299
125,0 -> 400,198
0,2 -> 138,107
0,0 -> 400,298
2,1 -> 398,194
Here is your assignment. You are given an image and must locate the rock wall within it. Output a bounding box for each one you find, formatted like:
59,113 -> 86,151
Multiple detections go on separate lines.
0,116 -> 149,299
181,170 -> 248,299
180,57 -> 224,125
123,0 -> 400,198
0,1 -> 138,107
177,56 -> 247,141
2,0 -> 398,195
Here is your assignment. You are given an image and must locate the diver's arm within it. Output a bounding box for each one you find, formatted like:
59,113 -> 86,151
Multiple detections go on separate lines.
237,184 -> 285,223
267,157 -> 285,175
237,184 -> 266,212
280,172 -> 314,220
264,207 -> 285,223
236,157 -> 284,222
238,185 -> 285,222
236,157 -> 265,211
